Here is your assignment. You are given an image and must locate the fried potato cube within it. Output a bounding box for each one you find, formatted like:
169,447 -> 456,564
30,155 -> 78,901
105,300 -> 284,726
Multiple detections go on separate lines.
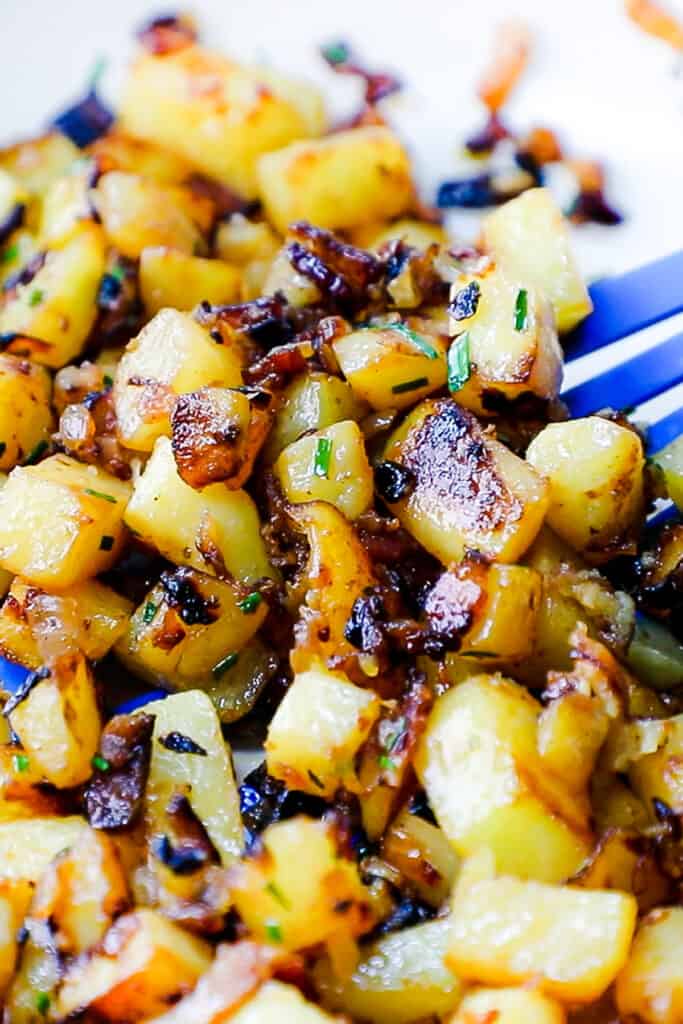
120,47 -> 324,197
57,909 -> 212,1021
448,264 -> 563,415
482,188 -> 592,332
655,433 -> 683,510
0,223 -> 106,368
616,907 -> 683,1024
0,353 -> 53,471
232,981 -> 340,1024
0,132 -> 79,194
114,308 -> 244,452
276,420 -> 374,521
9,655 -> 100,788
230,817 -> 372,951
39,164 -> 94,246
258,126 -> 414,233
264,371 -> 367,463
383,398 -> 548,564
448,867 -> 637,1003
0,455 -> 130,588
139,246 -> 242,316
414,675 -> 593,882
0,577 -> 132,669
0,816 -> 87,887
526,416 -> 645,557
0,893 -> 18,998
144,690 -> 244,866
124,436 -> 272,583
537,691 -> 609,792
87,130 -> 195,184
448,986 -> 566,1024
628,713 -> 683,813
333,323 -> 448,411
350,217 -> 448,251
314,919 -> 462,1024
265,663 -> 380,798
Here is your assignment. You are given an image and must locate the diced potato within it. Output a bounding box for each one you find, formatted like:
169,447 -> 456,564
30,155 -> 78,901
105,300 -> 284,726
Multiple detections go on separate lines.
616,907 -> 683,1024
415,675 -> 593,882
276,420 -> 373,521
0,223 -> 106,368
87,130 -> 195,184
39,164 -> 94,246
265,663 -> 381,797
0,132 -> 80,195
382,807 -> 459,906
314,918 -> 461,1024
383,398 -> 549,564
526,417 -> 645,558
655,433 -> 683,509
124,436 -> 273,583
0,815 -> 87,886
230,817 -> 372,951
3,915 -> 61,1024
91,171 -> 206,259
116,568 -> 267,692
350,217 -> 448,251
0,455 -> 130,588
9,654 -> 100,788
57,909 -> 212,1021
258,126 -> 414,234
114,308 -> 244,452
0,354 -> 53,471
482,188 -> 592,333
120,46 -> 324,197
232,980 -> 340,1024
448,867 -> 637,1003
0,577 -> 132,669
0,893 -> 18,997
139,246 -> 242,316
264,371 -> 367,463
448,264 -> 563,415
628,713 -> 683,813
144,691 -> 244,866
537,692 -> 609,792
215,214 -> 280,266
333,322 -> 448,411
448,986 -> 566,1024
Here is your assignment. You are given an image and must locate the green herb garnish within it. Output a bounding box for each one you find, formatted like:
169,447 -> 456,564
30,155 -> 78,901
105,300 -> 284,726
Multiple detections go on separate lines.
23,440 -> 48,465
321,41 -> 349,65
265,881 -> 291,909
103,373 -> 114,388
447,333 -> 471,393
0,243 -> 18,265
36,992 -> 50,1015
84,488 -> 117,503
238,592 -> 262,614
13,753 -> 30,773
378,754 -> 397,772
264,921 -> 283,943
110,263 -> 125,283
373,321 -> 438,360
28,289 -> 44,307
514,289 -> 529,331
384,715 -> 407,755
92,754 -> 110,772
392,376 -> 429,395
313,436 -> 333,478
142,601 -> 157,624
212,652 -> 238,679
99,535 -> 115,551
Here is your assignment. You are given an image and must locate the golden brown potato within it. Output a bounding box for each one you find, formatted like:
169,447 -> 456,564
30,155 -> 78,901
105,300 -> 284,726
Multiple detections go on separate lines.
139,247 -> 242,316
0,132 -> 79,195
87,130 -> 195,184
264,371 -> 367,463
231,981 -> 340,1023
448,987 -> 566,1024
0,354 -> 53,471
616,907 -> 683,1024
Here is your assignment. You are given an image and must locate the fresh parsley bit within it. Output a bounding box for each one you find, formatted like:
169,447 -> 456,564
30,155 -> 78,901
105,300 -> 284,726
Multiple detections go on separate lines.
212,651 -> 239,679
373,320 -> 438,360
392,376 -> 429,395
264,921 -> 283,944
28,288 -> 44,307
378,754 -> 397,772
450,280 -> 481,321
0,243 -> 18,265
103,373 -> 114,388
142,601 -> 157,624
36,992 -> 50,1015
84,487 -> 117,503
238,592 -> 263,614
13,753 -> 30,773
313,436 -> 333,478
110,263 -> 126,283
321,41 -> 349,66
91,754 -> 110,772
514,288 -> 529,331
99,534 -> 115,551
265,881 -> 290,909
23,440 -> 48,465
447,333 -> 471,393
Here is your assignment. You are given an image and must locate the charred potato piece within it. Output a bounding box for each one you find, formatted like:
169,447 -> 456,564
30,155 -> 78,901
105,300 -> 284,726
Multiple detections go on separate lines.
616,907 -> 683,1024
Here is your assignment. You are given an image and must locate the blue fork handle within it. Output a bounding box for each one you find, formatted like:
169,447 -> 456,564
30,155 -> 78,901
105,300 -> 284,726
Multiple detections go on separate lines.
566,249 -> 683,361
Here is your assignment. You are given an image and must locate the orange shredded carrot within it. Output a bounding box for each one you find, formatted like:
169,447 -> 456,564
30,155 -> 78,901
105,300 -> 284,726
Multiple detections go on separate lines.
625,0 -> 683,50
477,20 -> 532,113
566,159 -> 605,193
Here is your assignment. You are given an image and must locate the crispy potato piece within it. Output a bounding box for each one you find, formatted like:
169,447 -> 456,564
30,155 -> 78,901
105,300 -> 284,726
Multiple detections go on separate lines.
448,986 -> 566,1024
350,218 -> 448,251
628,713 -> 683,813
0,455 -> 130,588
616,907 -> 683,1024
537,691 -> 609,792
264,371 -> 367,463
526,417 -> 645,558
139,246 -> 242,316
258,127 -> 414,233
0,354 -> 53,471
0,815 -> 87,887
231,981 -> 341,1023
383,398 -> 548,564
0,132 -> 79,195
88,130 -> 195,184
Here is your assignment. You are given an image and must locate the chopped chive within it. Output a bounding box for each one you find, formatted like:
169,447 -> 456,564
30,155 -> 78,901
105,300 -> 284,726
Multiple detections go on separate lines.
103,373 -> 114,388
378,754 -> 397,771
392,376 -> 429,395
28,288 -> 44,307
0,443 -> 6,458
307,769 -> 325,789
13,753 -> 30,773
92,754 -> 110,772
459,650 -> 499,658
99,534 -> 115,551
373,321 -> 438,360
384,715 -> 407,754
110,264 -> 126,283
238,592 -> 262,614
321,41 -> 349,65
264,921 -> 282,943
313,436 -> 333,478
142,601 -> 157,624
265,881 -> 290,909
23,440 -> 48,465
212,652 -> 238,679
0,243 -> 18,265
514,289 -> 529,331
447,333 -> 471,393
84,487 -> 117,503
36,992 -> 50,1015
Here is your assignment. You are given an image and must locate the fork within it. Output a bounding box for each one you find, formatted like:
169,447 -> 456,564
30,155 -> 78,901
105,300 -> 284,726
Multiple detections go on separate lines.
0,251 -> 682,704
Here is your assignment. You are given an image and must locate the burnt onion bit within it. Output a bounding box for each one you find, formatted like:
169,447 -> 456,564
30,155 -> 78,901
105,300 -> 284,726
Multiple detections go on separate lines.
320,40 -> 401,105
84,712 -> 154,830
51,70 -> 114,148
568,189 -> 623,226
195,294 -> 295,351
137,13 -> 198,55
465,112 -> 511,155
239,762 -> 327,849
0,203 -> 25,247
152,791 -> 220,874
344,590 -> 387,654
437,173 -> 497,209
158,731 -> 208,756
449,280 -> 481,322
369,895 -> 437,939
374,460 -> 416,504
285,221 -> 384,312
159,567 -> 219,626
